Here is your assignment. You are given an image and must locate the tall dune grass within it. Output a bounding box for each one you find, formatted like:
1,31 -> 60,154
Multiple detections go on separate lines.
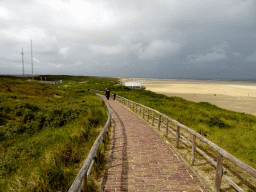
0,76 -> 110,191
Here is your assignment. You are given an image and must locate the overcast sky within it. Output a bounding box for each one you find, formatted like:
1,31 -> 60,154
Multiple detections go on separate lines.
0,0 -> 256,79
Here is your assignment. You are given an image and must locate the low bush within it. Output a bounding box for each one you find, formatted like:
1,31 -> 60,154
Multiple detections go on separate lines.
15,103 -> 39,116
209,116 -> 231,129
22,109 -> 36,124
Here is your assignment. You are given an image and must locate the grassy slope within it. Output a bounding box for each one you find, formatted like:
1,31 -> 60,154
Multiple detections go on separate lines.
0,76 -> 115,191
1,75 -> 255,190
114,89 -> 256,168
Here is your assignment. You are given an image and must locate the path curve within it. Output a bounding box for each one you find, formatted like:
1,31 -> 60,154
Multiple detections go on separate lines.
101,97 -> 208,192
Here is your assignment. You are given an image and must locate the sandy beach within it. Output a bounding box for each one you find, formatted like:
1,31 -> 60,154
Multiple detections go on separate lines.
121,78 -> 256,116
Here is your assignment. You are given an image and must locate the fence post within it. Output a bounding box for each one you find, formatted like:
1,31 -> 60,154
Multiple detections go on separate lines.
166,119 -> 169,135
143,107 -> 145,119
152,111 -> 154,125
191,135 -> 196,165
136,103 -> 137,113
81,172 -> 88,191
147,109 -> 149,121
139,105 -> 141,114
103,134 -> 106,145
214,153 -> 223,192
176,125 -> 180,147
158,114 -> 161,131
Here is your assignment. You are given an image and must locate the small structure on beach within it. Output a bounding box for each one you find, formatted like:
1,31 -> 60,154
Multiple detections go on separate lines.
125,82 -> 141,89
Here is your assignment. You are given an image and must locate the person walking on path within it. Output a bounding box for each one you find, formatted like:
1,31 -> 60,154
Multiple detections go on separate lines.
113,93 -> 116,100
105,88 -> 110,100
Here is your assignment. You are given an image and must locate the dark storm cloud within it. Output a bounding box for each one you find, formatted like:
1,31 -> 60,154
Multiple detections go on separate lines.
0,0 -> 255,79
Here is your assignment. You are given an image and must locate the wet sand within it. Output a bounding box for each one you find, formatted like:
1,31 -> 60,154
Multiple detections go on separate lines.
121,78 -> 256,116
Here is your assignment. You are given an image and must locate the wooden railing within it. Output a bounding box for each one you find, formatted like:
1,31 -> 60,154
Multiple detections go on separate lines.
68,94 -> 111,192
112,94 -> 256,192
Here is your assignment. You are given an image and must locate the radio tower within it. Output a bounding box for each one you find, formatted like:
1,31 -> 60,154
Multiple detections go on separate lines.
21,47 -> 24,78
31,40 -> 34,80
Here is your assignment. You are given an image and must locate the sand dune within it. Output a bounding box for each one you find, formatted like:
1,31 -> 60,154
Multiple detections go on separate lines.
121,78 -> 256,116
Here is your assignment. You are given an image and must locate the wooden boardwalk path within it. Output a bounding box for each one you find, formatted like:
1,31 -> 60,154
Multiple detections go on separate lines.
101,98 -> 208,192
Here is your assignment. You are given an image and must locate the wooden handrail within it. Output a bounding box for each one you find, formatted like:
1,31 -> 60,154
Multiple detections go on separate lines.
114,94 -> 256,192
68,94 -> 111,192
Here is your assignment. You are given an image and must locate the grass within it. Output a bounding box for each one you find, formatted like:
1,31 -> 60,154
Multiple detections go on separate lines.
0,75 -> 114,191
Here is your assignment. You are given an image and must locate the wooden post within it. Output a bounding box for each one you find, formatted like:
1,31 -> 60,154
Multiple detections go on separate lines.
214,153 -> 223,192
166,119 -> 169,135
81,172 -> 88,191
103,134 -> 106,145
143,107 -> 145,119
152,111 -> 154,125
147,109 -> 149,121
158,114 -> 161,131
191,135 -> 196,165
176,125 -> 180,147
139,105 -> 141,114
136,104 -> 137,113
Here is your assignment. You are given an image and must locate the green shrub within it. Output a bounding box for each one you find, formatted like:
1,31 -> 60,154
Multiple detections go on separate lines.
1,122 -> 27,141
8,95 -> 17,99
44,106 -> 85,127
15,103 -> 39,116
0,104 -> 12,114
0,155 -> 19,175
13,123 -> 27,135
209,116 -> 231,129
34,111 -> 46,130
26,121 -> 41,135
22,109 -> 36,124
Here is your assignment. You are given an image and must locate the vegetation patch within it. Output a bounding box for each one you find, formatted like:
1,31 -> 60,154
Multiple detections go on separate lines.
0,75 -> 114,191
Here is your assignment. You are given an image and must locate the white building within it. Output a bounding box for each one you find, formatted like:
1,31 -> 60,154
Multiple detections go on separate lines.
125,82 -> 141,89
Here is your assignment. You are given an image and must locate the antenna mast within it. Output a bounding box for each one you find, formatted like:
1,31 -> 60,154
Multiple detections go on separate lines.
21,47 -> 24,78
31,40 -> 34,80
